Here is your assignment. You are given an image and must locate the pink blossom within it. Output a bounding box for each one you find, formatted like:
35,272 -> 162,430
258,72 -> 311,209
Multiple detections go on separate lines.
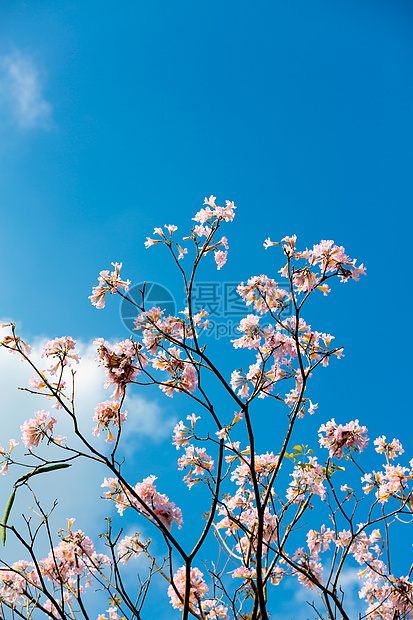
92,401 -> 127,443
20,410 -> 65,449
117,534 -> 143,564
41,336 -> 80,375
286,457 -> 326,502
89,262 -> 131,309
94,338 -> 147,399
201,599 -> 229,619
263,237 -> 278,249
167,566 -> 208,611
214,250 -> 227,270
101,475 -> 183,530
374,435 -> 404,459
177,444 -> 214,488
318,418 -> 368,459
1,334 -> 32,356
153,347 -> 198,397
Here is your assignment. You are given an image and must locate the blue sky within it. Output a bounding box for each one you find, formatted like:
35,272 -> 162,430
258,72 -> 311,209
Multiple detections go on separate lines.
0,1 -> 412,618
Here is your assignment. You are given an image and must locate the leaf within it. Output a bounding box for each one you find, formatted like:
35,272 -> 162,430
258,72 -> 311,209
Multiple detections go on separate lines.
1,489 -> 16,546
15,463 -> 71,485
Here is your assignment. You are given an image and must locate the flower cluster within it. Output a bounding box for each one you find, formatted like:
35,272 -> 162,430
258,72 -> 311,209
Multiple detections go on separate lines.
286,456 -> 326,503
0,324 -> 32,357
318,418 -> 368,459
152,346 -> 198,397
101,475 -> 183,530
0,439 -> 18,475
92,400 -> 127,443
168,566 -> 208,611
89,262 -> 131,309
117,533 -> 144,565
0,520 -> 111,613
237,275 -> 291,315
167,565 -> 228,618
177,444 -> 214,488
172,414 -> 200,449
267,235 -> 366,295
94,337 -> 147,399
41,336 -> 80,375
144,196 -> 235,271
20,410 -> 66,449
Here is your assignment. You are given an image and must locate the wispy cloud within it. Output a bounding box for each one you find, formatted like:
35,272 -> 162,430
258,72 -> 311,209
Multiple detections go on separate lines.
0,51 -> 53,129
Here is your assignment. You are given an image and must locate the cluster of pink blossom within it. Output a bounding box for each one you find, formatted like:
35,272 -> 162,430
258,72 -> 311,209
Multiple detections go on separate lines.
172,414 -> 200,449
229,312 -> 341,404
193,195 -> 236,224
334,526 -> 413,618
117,533 -> 143,564
230,451 -> 280,488
0,521 -> 110,614
143,196 -> 235,271
101,475 -> 183,530
92,400 -> 127,443
134,305 -> 209,355
40,520 -> 110,585
0,560 -> 40,609
264,235 -> 366,295
0,325 -> 32,357
152,346 -> 198,397
374,435 -> 404,460
167,565 -> 228,617
89,262 -> 131,309
361,462 -> 412,504
0,439 -> 18,475
94,337 -> 147,399
237,275 -> 291,315
97,607 -> 122,620
291,547 -> 324,589
318,418 -> 368,459
230,359 -> 282,399
167,566 -> 208,611
144,224 -> 189,261
216,489 -> 278,558
286,456 -> 326,503
20,410 -> 66,449
41,336 -> 80,375
177,444 -> 214,488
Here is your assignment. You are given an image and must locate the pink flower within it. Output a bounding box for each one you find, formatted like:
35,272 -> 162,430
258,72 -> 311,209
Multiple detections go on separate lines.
117,534 -> 143,564
214,250 -> 227,270
89,263 -> 131,309
20,410 -> 65,449
374,436 -> 404,460
168,566 -> 208,611
41,336 -> 80,375
92,401 -> 127,443
177,444 -> 214,488
101,475 -> 183,530
263,237 -> 278,249
318,419 -> 368,459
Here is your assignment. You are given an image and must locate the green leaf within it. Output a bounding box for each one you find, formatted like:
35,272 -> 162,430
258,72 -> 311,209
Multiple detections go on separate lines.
1,489 -> 16,546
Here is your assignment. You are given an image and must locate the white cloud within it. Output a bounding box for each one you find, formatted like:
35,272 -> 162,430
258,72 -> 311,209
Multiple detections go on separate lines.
0,327 -> 176,565
0,51 -> 53,129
